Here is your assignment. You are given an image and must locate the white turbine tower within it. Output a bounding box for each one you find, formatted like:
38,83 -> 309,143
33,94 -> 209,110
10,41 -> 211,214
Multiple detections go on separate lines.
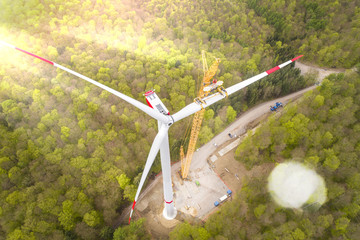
0,40 -> 303,223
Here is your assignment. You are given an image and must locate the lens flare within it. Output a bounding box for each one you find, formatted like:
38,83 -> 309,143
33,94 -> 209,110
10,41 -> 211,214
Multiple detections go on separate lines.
268,161 -> 327,209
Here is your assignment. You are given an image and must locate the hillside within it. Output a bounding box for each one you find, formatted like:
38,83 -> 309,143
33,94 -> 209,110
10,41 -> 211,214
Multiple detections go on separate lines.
170,70 -> 360,239
0,0 -> 358,239
247,0 -> 360,68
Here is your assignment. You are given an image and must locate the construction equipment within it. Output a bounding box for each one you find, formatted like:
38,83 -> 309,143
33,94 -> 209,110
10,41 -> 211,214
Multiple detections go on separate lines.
180,51 -> 222,179
214,190 -> 232,207
270,102 -> 283,112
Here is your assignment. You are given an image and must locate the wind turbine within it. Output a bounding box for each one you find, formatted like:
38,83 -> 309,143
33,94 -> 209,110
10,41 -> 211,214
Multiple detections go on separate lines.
0,40 -> 303,223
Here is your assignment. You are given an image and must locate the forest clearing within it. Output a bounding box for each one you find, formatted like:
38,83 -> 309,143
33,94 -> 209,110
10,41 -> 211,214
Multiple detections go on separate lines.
123,60 -> 339,237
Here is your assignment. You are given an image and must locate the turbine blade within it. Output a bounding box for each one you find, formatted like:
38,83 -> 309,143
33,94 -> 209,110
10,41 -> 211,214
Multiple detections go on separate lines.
54,64 -> 169,122
129,125 -> 168,223
0,40 -> 169,123
172,56 -> 303,122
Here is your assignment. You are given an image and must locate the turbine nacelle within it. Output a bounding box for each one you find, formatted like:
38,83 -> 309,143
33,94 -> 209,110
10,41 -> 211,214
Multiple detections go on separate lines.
144,90 -> 175,126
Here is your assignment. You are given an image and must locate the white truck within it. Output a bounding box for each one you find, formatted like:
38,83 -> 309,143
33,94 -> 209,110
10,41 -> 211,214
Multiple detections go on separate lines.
214,190 -> 232,207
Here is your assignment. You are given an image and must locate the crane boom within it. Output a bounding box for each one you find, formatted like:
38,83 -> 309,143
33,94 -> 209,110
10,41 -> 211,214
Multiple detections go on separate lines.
181,109 -> 205,179
181,51 -> 220,179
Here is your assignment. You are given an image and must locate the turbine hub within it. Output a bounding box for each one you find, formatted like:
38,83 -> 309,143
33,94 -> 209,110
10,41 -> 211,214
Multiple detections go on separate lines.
167,115 -> 175,127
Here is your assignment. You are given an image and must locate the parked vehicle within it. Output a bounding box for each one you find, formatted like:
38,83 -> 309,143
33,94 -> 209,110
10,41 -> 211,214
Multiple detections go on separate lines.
270,102 -> 283,111
214,190 -> 232,207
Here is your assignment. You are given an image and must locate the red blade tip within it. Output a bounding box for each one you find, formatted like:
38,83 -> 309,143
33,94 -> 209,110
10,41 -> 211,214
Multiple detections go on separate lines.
291,55 -> 304,62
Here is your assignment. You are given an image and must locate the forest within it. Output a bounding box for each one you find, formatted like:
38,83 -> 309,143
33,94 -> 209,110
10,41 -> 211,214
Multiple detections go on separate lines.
170,70 -> 360,240
0,0 -> 358,239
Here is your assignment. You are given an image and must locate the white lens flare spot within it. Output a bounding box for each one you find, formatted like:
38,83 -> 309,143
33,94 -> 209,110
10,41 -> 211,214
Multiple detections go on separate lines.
268,161 -> 327,209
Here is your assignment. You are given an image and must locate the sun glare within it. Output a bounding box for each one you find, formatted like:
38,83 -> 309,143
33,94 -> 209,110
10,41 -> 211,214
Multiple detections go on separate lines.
0,29 -> 54,78
268,161 -> 327,209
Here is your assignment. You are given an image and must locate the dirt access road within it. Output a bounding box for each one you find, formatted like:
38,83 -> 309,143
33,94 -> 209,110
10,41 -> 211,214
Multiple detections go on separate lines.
116,62 -> 343,237
185,61 -> 344,176
295,61 -> 344,81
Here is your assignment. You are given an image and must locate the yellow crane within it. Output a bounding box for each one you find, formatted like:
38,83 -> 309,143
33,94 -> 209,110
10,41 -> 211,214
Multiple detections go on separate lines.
180,51 -> 222,179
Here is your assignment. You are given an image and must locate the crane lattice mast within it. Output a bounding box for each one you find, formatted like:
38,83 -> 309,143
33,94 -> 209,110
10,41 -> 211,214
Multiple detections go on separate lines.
180,51 -> 220,179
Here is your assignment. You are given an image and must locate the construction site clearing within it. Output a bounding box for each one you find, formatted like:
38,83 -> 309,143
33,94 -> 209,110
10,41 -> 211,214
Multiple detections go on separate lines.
113,62 -> 340,238
126,109 -> 273,237
116,83 -> 320,239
